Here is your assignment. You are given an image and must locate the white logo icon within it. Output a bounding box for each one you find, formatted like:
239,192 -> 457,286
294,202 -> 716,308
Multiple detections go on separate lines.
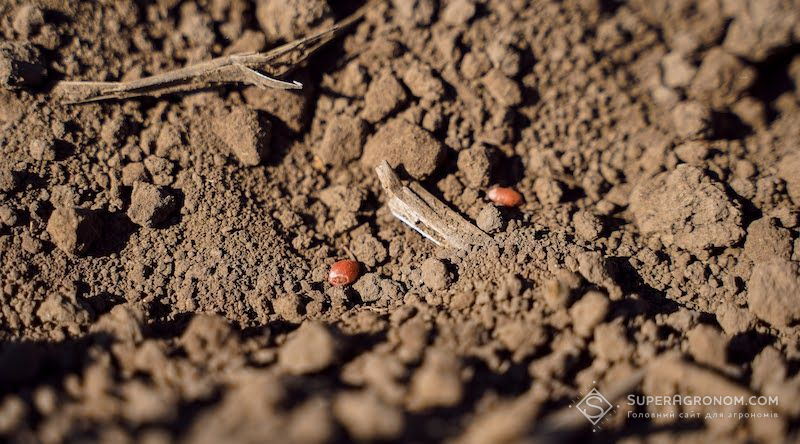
570,382 -> 618,432
576,388 -> 613,424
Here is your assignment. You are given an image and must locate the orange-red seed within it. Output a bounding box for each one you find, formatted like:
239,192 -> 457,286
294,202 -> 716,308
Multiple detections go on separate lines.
487,186 -> 523,207
328,259 -> 360,286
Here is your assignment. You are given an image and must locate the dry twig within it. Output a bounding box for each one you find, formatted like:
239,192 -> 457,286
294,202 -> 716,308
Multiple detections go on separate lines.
376,160 -> 492,250
54,2 -> 376,103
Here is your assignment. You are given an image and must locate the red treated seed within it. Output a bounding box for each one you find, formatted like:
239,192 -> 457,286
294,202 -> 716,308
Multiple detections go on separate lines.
328,259 -> 360,286
487,186 -> 523,207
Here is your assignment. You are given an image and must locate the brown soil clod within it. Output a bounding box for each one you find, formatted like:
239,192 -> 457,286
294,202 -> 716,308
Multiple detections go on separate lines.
45,206 -> 100,256
127,182 -> 178,228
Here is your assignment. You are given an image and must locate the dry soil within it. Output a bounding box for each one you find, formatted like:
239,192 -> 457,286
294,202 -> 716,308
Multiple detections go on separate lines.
1,0 -> 800,443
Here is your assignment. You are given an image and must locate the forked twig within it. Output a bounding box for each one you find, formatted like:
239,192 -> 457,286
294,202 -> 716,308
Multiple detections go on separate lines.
54,1 -> 377,104
376,161 -> 492,250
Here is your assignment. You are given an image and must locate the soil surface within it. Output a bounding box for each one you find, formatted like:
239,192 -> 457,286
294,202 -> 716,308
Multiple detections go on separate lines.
1,0 -> 800,442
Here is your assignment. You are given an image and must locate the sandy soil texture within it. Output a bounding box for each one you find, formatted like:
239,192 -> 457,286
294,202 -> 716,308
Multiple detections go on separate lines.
1,0 -> 799,442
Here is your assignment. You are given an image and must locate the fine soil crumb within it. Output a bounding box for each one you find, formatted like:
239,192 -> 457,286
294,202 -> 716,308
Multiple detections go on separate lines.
362,71 -> 408,123
496,320 -> 547,362
143,156 -> 174,186
121,162 -> 148,187
421,257 -> 453,290
743,217 -> 793,262
12,5 -> 44,38
0,205 -> 19,228
534,177 -> 564,205
351,230 -> 388,268
408,348 -> 463,410
441,0 -> 476,25
630,165 -> 744,254
273,293 -> 304,323
592,322 -> 633,362
577,251 -> 622,300
482,69 -> 522,106
29,137 -> 56,161
36,286 -> 92,333
352,272 -> 382,302
353,275 -> 403,305
674,141 -> 709,165
316,116 -> 367,167
155,124 -> 183,158
671,101 -> 713,140
403,60 -> 445,101
722,0 -> 798,61
212,107 -> 271,166
715,302 -> 755,336
569,291 -> 610,337
573,210 -> 603,241
778,151 -> 800,205
747,260 -> 800,328
243,85 -> 311,133
392,0 -> 436,27
333,391 -> 404,441
279,322 -> 337,375
362,118 -> 445,179
476,204 -> 504,233
688,47 -> 755,108
318,185 -> 364,213
661,51 -> 696,88
0,166 -> 23,193
127,182 -> 177,228
544,270 -> 582,310
180,314 -> 240,366
457,146 -> 494,188
686,325 -> 728,369
45,206 -> 99,256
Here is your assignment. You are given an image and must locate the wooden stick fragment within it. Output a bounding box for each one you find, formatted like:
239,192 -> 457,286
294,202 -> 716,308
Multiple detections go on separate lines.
54,1 -> 377,104
375,161 -> 491,250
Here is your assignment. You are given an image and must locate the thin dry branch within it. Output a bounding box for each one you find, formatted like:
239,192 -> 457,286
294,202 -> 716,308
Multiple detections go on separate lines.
54,1 -> 377,104
376,160 -> 492,250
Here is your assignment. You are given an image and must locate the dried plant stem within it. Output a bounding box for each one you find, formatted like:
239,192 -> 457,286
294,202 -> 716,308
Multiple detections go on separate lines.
54,1 -> 377,104
376,161 -> 492,250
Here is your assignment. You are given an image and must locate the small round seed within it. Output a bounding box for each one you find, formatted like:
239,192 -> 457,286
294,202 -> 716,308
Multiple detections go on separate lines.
487,186 -> 523,207
328,259 -> 360,286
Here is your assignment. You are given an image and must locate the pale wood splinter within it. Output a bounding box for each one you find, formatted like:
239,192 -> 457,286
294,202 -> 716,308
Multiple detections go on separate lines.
375,160 -> 492,250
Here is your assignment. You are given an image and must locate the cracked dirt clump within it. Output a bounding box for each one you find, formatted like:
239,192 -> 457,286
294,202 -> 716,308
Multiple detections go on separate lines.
361,118 -> 446,179
212,107 -> 272,166
629,164 -> 745,254
45,206 -> 100,256
127,182 -> 177,228
747,259 -> 800,328
279,322 -> 337,375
